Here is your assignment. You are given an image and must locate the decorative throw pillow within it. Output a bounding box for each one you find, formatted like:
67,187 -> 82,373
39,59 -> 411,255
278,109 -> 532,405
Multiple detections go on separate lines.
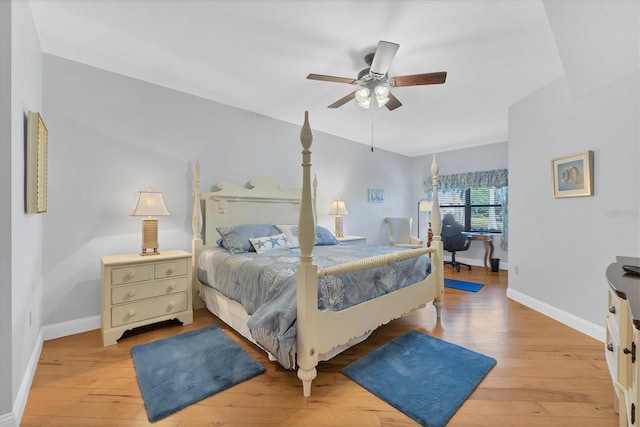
276,224 -> 338,247
216,223 -> 280,254
249,233 -> 291,254
275,224 -> 300,248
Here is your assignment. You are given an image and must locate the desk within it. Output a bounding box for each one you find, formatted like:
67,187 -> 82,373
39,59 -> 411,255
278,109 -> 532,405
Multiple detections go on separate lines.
469,233 -> 494,269
428,231 -> 495,269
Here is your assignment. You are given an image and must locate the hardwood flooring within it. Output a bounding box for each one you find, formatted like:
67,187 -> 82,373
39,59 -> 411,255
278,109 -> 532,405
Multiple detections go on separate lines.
22,268 -> 616,426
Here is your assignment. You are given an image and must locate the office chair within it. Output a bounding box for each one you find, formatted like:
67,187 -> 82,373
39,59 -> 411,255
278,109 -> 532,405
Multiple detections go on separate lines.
384,217 -> 423,248
441,213 -> 472,272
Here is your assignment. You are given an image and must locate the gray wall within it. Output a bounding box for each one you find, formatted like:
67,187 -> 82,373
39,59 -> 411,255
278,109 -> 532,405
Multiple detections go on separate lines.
41,54 -> 417,327
508,71 -> 639,335
1,1 -> 43,425
410,142 -> 509,268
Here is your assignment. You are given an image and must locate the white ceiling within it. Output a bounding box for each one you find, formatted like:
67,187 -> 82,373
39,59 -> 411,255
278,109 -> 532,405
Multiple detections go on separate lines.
26,1 -> 575,156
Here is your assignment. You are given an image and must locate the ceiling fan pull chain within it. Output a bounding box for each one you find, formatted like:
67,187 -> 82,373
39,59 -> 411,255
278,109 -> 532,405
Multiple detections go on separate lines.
370,110 -> 374,152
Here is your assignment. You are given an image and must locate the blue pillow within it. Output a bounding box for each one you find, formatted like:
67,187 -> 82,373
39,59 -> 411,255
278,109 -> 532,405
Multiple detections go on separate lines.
314,225 -> 339,245
276,224 -> 338,246
216,224 -> 281,254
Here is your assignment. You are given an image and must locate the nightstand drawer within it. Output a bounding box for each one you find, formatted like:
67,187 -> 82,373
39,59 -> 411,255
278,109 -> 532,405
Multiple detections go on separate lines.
111,264 -> 153,285
111,277 -> 189,305
111,292 -> 188,327
155,259 -> 189,279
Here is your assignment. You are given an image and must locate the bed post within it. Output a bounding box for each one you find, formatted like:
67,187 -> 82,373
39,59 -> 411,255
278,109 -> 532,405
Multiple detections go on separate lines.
191,160 -> 204,308
429,154 -> 444,317
296,111 -> 319,397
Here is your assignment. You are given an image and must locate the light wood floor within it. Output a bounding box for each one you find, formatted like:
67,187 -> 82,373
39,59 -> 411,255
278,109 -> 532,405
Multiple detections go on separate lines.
22,268 -> 617,427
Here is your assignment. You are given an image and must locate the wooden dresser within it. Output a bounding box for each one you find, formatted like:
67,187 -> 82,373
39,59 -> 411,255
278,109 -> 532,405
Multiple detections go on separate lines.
101,250 -> 193,346
606,261 -> 640,426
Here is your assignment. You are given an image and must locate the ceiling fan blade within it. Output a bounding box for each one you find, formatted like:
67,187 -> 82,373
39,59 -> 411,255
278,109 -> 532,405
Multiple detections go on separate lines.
385,93 -> 402,111
307,74 -> 356,84
328,91 -> 356,108
369,41 -> 400,78
390,71 -> 447,87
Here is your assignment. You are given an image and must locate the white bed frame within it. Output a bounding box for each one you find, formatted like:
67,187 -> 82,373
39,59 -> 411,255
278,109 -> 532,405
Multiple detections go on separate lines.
191,111 -> 444,397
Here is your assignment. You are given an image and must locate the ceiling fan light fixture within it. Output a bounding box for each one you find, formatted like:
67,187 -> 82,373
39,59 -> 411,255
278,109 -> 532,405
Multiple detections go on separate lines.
355,87 -> 371,109
374,85 -> 390,107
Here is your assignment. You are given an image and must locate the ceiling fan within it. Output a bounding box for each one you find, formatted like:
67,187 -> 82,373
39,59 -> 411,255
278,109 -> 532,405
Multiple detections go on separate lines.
307,40 -> 447,111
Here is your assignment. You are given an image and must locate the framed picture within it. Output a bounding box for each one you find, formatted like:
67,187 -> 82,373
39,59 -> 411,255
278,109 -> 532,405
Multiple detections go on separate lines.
551,150 -> 593,198
26,111 -> 48,213
368,188 -> 384,203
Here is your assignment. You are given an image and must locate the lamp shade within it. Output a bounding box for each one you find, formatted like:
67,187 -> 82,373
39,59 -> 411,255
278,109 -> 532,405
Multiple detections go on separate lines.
129,191 -> 170,217
329,199 -> 349,216
418,200 -> 432,212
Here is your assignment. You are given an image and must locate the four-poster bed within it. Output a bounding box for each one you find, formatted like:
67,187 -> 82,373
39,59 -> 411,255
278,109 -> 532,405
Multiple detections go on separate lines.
191,111 -> 444,396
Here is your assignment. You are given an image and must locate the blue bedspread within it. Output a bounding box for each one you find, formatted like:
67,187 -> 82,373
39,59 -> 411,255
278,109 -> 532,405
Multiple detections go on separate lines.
198,244 -> 431,368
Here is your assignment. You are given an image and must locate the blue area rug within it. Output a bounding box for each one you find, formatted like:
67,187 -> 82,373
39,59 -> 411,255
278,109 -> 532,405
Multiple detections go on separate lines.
131,325 -> 265,421
342,330 -> 496,427
444,278 -> 484,292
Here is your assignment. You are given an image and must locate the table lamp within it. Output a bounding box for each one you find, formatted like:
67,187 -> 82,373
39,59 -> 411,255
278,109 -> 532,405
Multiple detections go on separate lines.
329,199 -> 348,237
130,189 -> 170,256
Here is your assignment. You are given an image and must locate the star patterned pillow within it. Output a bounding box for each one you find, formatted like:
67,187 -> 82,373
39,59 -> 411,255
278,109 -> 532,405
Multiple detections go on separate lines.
249,233 -> 291,254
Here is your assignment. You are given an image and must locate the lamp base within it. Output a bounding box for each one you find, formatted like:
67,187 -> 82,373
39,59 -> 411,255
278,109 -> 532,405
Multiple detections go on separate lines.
140,248 -> 160,256
334,216 -> 344,238
140,218 -> 161,256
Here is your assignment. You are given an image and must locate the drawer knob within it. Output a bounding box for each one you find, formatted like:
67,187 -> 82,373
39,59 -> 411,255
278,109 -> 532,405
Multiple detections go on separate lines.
607,343 -> 614,352
168,301 -> 176,309
127,309 -> 136,317
128,289 -> 136,297
127,271 -> 136,279
624,347 -> 632,355
168,266 -> 177,274
168,282 -> 176,290
609,305 -> 616,314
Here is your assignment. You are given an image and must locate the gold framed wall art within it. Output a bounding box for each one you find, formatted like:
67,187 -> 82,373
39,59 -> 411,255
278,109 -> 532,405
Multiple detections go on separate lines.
26,111 -> 48,213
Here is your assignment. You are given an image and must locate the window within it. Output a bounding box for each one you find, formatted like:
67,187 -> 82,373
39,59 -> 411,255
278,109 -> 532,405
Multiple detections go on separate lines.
423,168 -> 508,236
438,186 -> 506,233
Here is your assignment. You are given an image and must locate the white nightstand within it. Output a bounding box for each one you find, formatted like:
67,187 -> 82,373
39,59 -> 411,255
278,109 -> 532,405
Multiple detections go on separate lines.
337,235 -> 367,246
100,250 -> 193,346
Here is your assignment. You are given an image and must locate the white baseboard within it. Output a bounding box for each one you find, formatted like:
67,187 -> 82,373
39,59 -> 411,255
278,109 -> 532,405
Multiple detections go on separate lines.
42,315 -> 100,341
0,412 -> 17,427
506,288 -> 605,342
9,316 -> 100,425
10,328 -> 43,427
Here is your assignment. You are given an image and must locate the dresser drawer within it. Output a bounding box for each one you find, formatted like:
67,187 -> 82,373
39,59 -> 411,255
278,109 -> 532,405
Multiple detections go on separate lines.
111,292 -> 188,327
606,320 -> 620,382
608,289 -> 624,336
155,259 -> 189,279
111,264 -> 153,285
111,276 -> 188,305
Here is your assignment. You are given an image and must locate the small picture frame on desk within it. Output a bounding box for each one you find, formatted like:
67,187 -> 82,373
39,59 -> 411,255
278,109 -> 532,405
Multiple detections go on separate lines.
551,150 -> 593,198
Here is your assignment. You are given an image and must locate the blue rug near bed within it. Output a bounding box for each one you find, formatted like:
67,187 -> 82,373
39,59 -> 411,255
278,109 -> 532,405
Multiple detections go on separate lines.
342,330 -> 496,427
444,278 -> 484,292
131,325 -> 265,422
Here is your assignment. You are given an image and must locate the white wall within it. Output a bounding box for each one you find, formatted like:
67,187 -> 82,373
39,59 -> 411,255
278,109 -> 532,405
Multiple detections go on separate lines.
411,142 -> 509,268
41,54 -> 418,328
0,2 -> 13,423
0,1 -> 44,426
508,71 -> 639,339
